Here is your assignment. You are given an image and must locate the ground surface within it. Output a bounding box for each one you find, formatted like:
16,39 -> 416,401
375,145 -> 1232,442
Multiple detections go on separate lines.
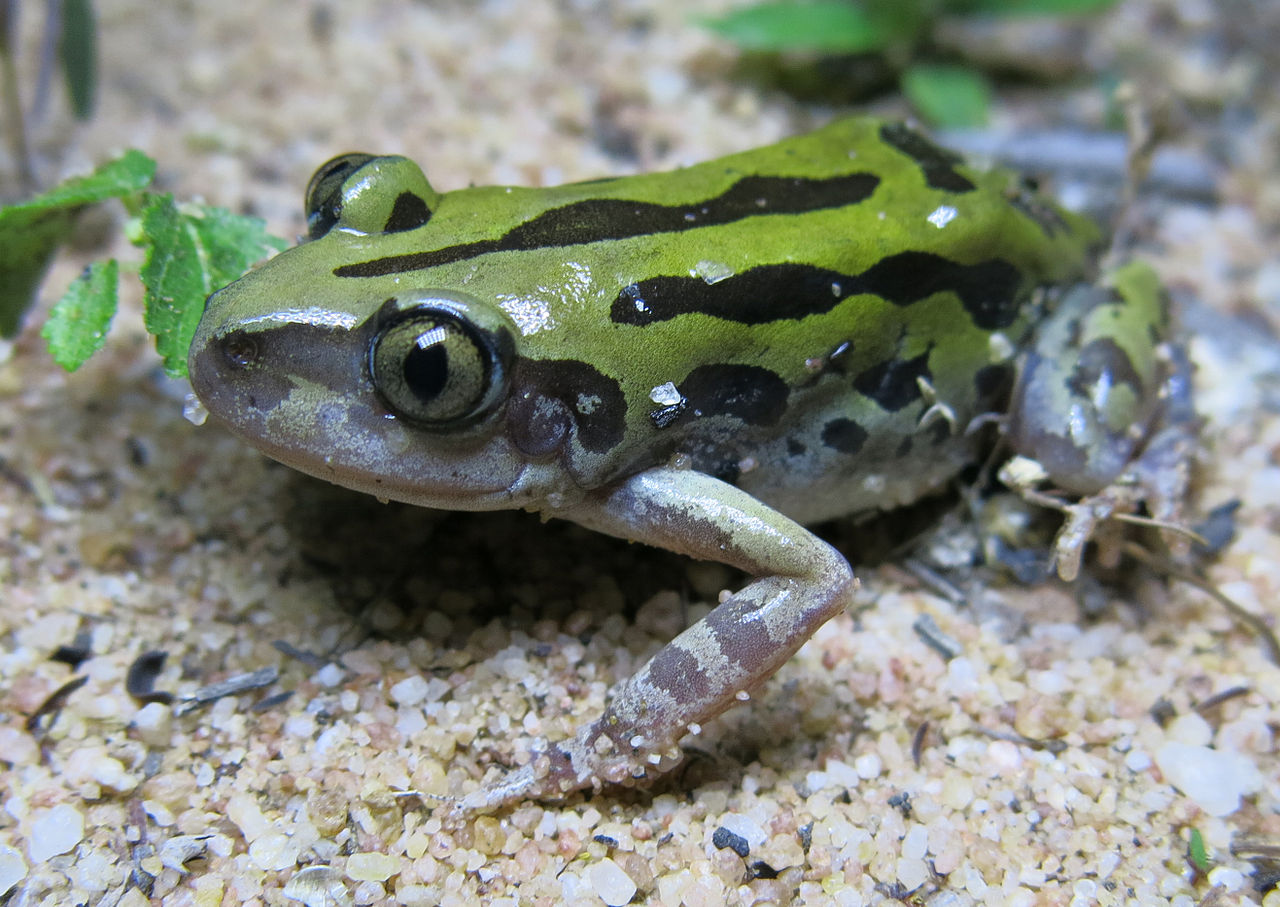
2,1 -> 1279,905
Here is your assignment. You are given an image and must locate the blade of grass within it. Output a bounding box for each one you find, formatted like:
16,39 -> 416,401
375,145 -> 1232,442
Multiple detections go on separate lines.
60,0 -> 97,120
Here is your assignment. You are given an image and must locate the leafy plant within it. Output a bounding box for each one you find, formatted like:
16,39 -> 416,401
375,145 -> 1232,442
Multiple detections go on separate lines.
0,150 -> 285,376
700,0 -> 1120,126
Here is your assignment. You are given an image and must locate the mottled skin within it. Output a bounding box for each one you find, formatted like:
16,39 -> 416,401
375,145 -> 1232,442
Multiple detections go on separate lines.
188,118 -> 1179,812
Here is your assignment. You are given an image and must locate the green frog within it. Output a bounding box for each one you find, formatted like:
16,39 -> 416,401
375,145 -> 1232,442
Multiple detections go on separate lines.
188,118 -> 1187,813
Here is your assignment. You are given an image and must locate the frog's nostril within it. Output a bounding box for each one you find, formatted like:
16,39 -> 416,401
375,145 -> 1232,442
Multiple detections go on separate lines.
220,332 -> 259,369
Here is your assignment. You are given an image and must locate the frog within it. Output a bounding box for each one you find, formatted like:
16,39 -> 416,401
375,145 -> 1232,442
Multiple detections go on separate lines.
187,117 -> 1188,814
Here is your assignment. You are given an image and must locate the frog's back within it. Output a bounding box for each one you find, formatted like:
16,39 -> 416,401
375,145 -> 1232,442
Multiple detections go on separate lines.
483,119 -> 1101,522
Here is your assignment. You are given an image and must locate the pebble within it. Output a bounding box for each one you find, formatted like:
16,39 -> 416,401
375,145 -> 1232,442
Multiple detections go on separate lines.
389,675 -> 430,706
282,865 -> 351,907
715,813 -> 767,852
1167,713 -> 1212,746
132,702 -> 174,747
248,833 -> 300,871
588,858 -> 637,907
0,844 -> 27,895
1154,742 -> 1262,816
346,851 -> 400,882
28,803 -> 84,862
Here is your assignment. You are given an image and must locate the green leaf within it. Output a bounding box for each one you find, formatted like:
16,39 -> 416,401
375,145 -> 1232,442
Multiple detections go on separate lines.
6,149 -> 154,213
1188,828 -> 1209,873
901,63 -> 991,128
948,0 -> 1118,16
699,1 -> 918,53
60,0 -> 98,120
0,150 -> 154,337
42,259 -> 118,370
139,195 -> 284,378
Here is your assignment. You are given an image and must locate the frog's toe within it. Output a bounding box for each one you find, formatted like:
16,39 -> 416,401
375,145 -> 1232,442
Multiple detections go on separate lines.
448,742 -> 593,821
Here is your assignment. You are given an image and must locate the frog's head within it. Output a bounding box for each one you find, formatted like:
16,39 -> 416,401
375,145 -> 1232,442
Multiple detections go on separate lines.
188,153 -> 556,510
189,281 -> 554,509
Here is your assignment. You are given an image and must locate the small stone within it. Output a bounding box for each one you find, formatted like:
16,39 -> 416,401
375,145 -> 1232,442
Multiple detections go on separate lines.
0,728 -> 38,766
896,855 -> 928,890
159,835 -> 211,873
902,824 -> 928,860
1155,742 -> 1262,816
283,865 -> 352,907
389,675 -> 430,706
132,702 -> 174,747
28,803 -> 84,862
715,813 -> 767,852
1167,713 -> 1212,746
711,827 -> 749,857
588,858 -> 637,907
314,663 -> 345,687
91,756 -> 138,793
0,844 -> 27,895
248,833 -> 300,871
854,753 -> 882,779
473,816 -> 505,856
345,851 -> 399,882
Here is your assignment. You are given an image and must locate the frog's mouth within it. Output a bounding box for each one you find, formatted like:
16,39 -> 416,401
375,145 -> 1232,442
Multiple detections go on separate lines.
188,307 -> 532,511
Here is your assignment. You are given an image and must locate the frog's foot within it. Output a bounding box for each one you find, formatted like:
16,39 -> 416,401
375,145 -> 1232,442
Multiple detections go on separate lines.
999,424 -> 1198,582
447,717 -> 686,824
448,465 -> 856,820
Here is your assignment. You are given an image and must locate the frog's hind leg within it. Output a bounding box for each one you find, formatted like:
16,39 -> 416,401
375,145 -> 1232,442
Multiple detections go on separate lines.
1002,261 -> 1197,580
452,466 -> 856,815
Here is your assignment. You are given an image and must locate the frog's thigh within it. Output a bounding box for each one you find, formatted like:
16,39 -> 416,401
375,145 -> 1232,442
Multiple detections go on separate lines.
460,467 -> 856,811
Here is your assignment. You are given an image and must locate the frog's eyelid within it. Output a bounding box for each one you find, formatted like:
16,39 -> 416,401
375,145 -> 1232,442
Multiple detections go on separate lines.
236,308 -> 359,330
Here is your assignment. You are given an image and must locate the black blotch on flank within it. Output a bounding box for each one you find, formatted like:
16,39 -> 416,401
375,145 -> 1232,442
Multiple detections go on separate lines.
383,191 -> 432,233
680,364 -> 788,427
853,349 -> 931,412
821,417 -> 869,455
879,122 -> 976,193
612,252 -> 1024,331
335,171 -> 879,278
786,437 -> 807,457
509,359 -> 626,454
974,363 -> 1014,407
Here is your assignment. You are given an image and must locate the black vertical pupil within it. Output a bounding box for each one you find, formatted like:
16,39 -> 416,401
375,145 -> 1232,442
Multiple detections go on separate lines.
403,334 -> 449,402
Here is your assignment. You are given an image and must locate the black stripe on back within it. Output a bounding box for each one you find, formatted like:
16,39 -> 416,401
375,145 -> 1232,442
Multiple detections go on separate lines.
610,252 -> 1024,330
334,172 -> 879,278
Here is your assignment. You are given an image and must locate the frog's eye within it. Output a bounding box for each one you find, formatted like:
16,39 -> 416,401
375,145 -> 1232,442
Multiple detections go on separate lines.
369,294 -> 513,428
304,153 -> 441,239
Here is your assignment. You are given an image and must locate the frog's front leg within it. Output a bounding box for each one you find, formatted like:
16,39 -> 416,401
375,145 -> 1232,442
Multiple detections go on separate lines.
454,466 -> 857,815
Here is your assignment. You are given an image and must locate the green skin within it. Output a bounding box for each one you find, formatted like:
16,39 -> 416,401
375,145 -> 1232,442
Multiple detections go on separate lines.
189,118 -> 1173,813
